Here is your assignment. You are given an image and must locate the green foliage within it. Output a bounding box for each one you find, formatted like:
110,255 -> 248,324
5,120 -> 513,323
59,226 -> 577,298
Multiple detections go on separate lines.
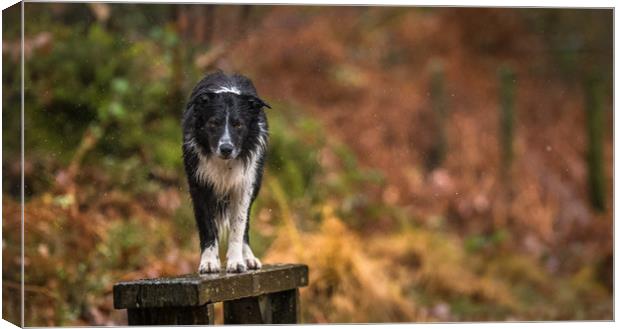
464,229 -> 509,253
14,19 -> 194,199
99,219 -> 150,269
266,110 -> 324,200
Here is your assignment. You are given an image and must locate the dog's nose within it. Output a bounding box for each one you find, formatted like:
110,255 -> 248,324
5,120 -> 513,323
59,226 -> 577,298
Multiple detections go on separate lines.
219,143 -> 234,157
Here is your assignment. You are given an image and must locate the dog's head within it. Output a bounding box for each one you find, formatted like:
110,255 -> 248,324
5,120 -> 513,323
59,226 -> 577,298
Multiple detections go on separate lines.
190,88 -> 270,160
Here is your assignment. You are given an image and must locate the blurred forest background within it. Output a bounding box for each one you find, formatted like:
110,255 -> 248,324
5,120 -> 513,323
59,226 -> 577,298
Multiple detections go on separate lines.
2,3 -> 613,326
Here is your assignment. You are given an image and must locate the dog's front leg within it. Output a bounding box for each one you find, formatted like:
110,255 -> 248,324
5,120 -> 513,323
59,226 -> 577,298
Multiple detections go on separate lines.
242,241 -> 262,270
226,189 -> 248,272
242,206 -> 262,270
190,184 -> 221,274
226,218 -> 246,273
199,240 -> 220,273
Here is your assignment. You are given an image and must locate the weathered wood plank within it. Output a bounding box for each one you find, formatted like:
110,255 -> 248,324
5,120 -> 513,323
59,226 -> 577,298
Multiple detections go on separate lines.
113,263 -> 308,309
127,304 -> 214,325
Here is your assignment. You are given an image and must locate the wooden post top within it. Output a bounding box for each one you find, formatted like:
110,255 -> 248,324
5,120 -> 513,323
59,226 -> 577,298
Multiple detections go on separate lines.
113,263 -> 308,309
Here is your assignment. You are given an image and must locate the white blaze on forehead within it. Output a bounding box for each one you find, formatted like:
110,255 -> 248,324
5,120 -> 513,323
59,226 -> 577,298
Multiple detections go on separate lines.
212,86 -> 241,95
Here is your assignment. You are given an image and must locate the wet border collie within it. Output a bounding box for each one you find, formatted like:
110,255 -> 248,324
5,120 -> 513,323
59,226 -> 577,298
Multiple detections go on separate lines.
182,71 -> 271,273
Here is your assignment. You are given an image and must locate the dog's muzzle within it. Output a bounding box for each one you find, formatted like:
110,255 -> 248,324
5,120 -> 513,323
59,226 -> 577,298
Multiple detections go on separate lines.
217,143 -> 235,159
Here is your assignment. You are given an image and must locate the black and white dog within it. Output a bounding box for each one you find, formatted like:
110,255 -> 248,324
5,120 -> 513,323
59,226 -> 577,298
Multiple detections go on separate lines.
182,72 -> 271,273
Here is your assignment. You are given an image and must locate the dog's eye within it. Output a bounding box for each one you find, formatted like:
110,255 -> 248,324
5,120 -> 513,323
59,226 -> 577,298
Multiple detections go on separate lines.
231,121 -> 243,129
207,120 -> 218,129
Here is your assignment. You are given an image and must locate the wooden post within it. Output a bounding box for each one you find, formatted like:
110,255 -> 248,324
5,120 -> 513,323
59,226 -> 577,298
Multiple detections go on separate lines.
427,60 -> 448,170
223,289 -> 299,324
584,72 -> 606,211
113,264 -> 308,325
498,65 -> 516,179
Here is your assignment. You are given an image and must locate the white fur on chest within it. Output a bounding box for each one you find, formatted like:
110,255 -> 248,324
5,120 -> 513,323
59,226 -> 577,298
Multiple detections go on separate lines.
195,154 -> 255,197
194,150 -> 261,241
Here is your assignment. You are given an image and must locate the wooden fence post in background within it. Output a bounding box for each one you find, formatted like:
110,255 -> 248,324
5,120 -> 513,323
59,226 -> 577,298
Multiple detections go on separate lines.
584,73 -> 606,212
494,66 -> 517,229
498,66 -> 516,179
427,60 -> 448,170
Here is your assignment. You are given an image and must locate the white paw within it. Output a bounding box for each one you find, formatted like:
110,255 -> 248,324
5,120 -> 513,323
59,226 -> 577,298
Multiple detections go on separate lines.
199,259 -> 221,274
245,256 -> 262,270
226,257 -> 247,273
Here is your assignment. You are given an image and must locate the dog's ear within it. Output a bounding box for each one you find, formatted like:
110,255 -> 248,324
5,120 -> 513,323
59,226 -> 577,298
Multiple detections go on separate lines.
244,95 -> 272,110
191,93 -> 217,121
